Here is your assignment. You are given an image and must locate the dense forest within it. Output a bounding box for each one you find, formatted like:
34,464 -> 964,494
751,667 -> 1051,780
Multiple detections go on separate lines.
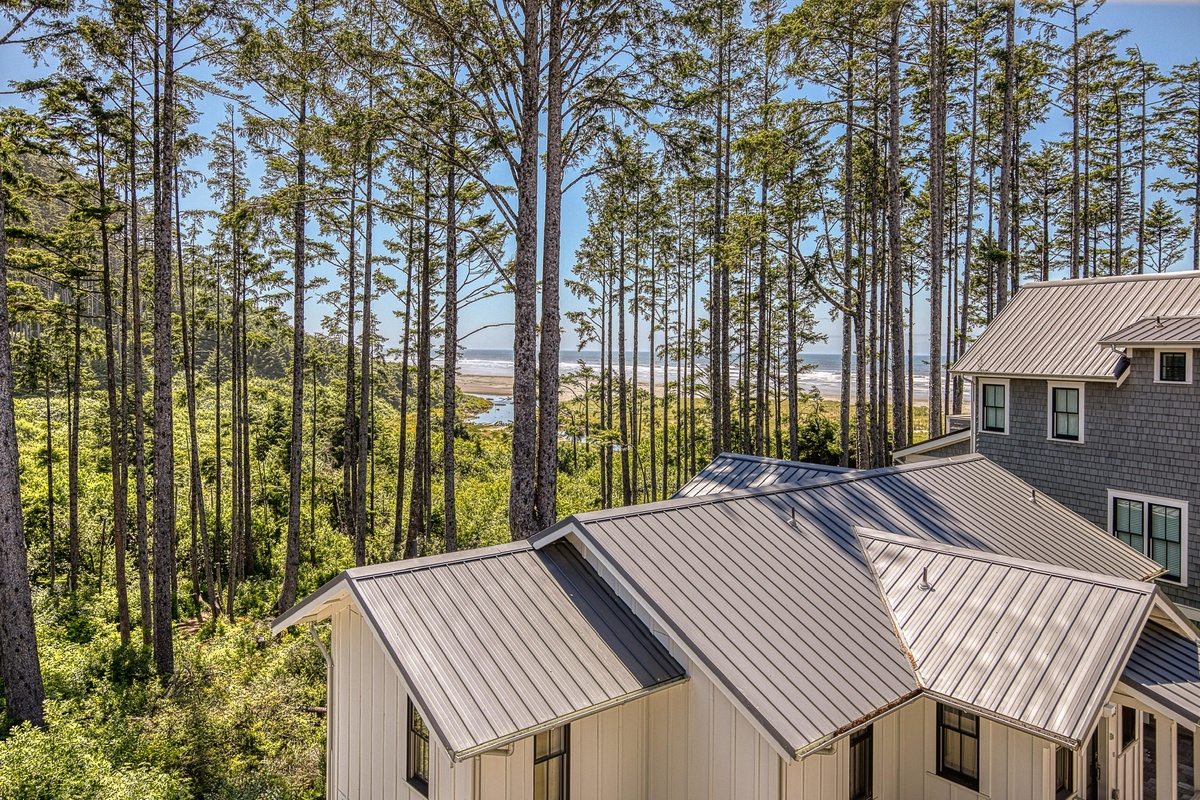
0,0 -> 1197,794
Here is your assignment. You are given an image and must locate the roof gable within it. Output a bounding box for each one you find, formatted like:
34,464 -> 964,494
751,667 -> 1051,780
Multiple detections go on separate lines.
538,456 -> 1164,758
273,541 -> 685,761
952,272 -> 1200,380
858,528 -> 1155,746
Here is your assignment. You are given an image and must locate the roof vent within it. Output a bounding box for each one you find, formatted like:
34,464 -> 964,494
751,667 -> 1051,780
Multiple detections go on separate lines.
1156,315 -> 1163,326
918,566 -> 933,592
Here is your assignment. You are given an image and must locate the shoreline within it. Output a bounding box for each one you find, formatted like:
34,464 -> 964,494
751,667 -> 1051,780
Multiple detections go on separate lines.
455,372 -> 935,408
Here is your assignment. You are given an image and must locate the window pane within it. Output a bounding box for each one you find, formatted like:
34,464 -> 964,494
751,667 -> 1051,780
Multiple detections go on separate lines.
1161,352 -> 1187,382
961,735 -> 979,779
850,727 -> 873,800
1150,504 -> 1183,580
1114,498 -> 1145,552
943,731 -> 961,773
1053,388 -> 1080,440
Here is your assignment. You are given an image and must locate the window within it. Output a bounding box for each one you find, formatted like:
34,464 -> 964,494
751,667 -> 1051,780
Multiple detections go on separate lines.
1049,385 -> 1082,441
1157,350 -> 1192,383
1114,498 -> 1145,553
937,704 -> 979,791
407,699 -> 430,795
1120,706 -> 1137,751
1109,491 -> 1187,584
849,725 -> 873,800
1055,746 -> 1074,800
534,726 -> 568,800
981,382 -> 1007,433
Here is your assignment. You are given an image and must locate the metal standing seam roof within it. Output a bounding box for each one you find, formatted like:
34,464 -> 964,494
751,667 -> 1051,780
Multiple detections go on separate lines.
272,540 -> 685,761
535,455 -> 1164,759
859,528 -> 1158,747
1098,315 -> 1200,348
1121,621 -> 1200,728
951,272 -> 1200,380
674,452 -> 852,498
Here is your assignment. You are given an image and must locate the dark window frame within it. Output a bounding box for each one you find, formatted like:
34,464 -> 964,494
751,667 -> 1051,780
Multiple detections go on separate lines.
981,383 -> 1007,433
1055,745 -> 1074,800
533,725 -> 570,800
849,725 -> 873,800
937,703 -> 980,792
1051,386 -> 1081,441
1120,706 -> 1137,751
1159,351 -> 1189,383
407,699 -> 430,796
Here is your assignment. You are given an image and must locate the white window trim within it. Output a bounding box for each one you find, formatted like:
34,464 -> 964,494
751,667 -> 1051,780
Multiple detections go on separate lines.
1154,348 -> 1193,384
1046,382 -> 1085,444
1106,488 -> 1188,586
977,378 -> 1010,436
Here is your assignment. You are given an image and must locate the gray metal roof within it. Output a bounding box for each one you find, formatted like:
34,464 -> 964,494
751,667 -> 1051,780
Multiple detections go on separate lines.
1099,315 -> 1200,348
892,429 -> 971,460
675,452 -> 851,498
537,455 -> 1164,759
952,272 -> 1200,380
273,541 -> 685,761
1121,621 -> 1200,726
860,528 -> 1156,747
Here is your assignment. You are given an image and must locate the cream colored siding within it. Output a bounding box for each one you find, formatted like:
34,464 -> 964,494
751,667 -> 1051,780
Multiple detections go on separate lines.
330,606 -> 471,800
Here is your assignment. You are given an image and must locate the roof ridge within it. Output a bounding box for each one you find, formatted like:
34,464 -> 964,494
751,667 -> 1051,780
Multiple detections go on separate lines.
553,455 -> 988,527
855,526 -> 1155,594
704,451 -> 851,470
1021,271 -> 1200,289
346,539 -> 532,581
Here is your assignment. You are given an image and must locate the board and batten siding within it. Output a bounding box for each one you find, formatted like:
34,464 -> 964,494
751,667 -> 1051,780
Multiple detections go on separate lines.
327,552 -> 1082,800
329,605 -> 470,800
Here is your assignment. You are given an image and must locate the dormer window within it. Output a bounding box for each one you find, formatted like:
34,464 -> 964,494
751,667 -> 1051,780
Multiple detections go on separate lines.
1048,383 -> 1084,442
1156,349 -> 1192,383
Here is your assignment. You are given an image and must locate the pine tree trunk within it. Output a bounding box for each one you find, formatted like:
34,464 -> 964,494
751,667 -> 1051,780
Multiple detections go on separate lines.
68,294 -> 81,591
887,4 -> 907,453
535,0 -> 563,530
928,0 -> 945,438
151,0 -> 177,674
996,0 -> 1014,311
101,143 -> 131,643
840,52 -> 854,468
443,117 -> 459,551
406,160 -> 433,558
279,87 -> 307,613
343,178 -> 357,543
508,0 -> 542,538
0,188 -> 46,728
355,142 -> 373,566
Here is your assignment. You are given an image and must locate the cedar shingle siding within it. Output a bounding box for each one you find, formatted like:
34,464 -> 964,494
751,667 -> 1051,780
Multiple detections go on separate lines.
975,347 -> 1200,608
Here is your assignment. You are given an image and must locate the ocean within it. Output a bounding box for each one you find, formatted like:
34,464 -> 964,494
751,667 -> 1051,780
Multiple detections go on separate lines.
457,349 -> 934,404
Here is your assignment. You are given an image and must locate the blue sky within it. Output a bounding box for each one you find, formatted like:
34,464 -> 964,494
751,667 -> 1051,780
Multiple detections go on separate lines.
3,0 -> 1199,358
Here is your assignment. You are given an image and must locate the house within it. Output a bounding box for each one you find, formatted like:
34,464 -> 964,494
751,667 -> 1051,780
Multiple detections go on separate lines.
923,272 -> 1200,614
274,455 -> 1200,800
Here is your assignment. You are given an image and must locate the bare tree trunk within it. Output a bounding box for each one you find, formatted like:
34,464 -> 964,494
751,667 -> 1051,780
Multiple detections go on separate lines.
68,294 -> 81,592
355,142 -> 373,565
0,188 -> 45,728
406,159 -> 433,558
443,104 -> 459,551
101,141 -> 131,644
508,0 -> 542,538
279,87 -> 307,613
840,51 -> 854,467
928,0 -> 945,438
342,176 -> 357,543
996,0 -> 1014,311
151,0 -> 177,675
392,190 -> 413,558
887,3 -> 907,452
535,0 -> 563,530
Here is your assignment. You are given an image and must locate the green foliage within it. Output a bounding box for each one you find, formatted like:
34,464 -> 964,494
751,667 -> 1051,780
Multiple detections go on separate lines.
0,592 -> 326,800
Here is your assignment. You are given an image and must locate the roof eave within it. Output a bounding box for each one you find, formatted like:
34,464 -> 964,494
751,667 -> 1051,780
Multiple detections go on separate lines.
449,675 -> 690,762
950,369 -> 1119,382
270,574 -> 350,635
